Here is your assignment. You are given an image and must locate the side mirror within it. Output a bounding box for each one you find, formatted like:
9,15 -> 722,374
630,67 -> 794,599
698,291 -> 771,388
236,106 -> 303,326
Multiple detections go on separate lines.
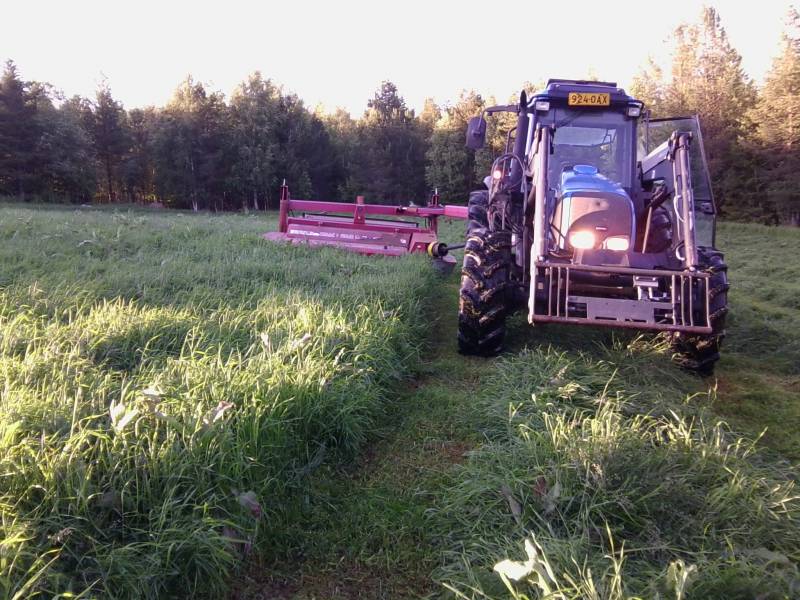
466,116 -> 487,150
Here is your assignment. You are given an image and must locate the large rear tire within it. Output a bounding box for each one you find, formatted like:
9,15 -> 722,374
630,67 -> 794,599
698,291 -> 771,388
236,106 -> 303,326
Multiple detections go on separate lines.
671,250 -> 729,375
458,191 -> 512,356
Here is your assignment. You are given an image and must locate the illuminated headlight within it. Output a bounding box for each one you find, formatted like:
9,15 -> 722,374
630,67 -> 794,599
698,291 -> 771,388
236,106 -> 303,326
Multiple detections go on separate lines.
627,105 -> 642,117
534,100 -> 550,112
568,230 -> 596,249
604,236 -> 630,251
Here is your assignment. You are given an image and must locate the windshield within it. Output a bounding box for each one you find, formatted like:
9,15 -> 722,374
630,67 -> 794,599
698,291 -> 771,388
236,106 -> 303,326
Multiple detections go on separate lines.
536,108 -> 635,189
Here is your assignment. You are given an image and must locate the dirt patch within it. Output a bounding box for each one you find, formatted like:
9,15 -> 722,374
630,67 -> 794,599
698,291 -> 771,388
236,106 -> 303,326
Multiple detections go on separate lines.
230,561 -> 299,600
422,439 -> 472,465
233,560 -> 430,600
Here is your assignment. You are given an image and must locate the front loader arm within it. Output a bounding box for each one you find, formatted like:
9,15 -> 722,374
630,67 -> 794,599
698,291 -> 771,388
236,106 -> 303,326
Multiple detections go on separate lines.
527,124 -> 552,323
640,131 -> 699,269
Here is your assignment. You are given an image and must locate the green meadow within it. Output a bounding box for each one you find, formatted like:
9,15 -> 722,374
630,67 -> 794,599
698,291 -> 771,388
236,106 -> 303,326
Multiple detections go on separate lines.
1,205 -> 797,599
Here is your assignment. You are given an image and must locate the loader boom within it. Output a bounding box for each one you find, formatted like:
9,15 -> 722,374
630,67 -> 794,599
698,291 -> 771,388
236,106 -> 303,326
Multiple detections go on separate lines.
640,131 -> 702,269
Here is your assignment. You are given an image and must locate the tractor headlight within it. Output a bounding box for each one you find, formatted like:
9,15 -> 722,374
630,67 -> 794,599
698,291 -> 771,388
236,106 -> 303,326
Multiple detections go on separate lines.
569,230 -> 596,249
604,236 -> 630,251
534,100 -> 550,112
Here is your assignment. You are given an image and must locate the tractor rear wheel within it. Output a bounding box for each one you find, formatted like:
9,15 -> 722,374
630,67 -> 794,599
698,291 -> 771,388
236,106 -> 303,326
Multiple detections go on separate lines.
670,250 -> 729,375
458,191 -> 512,356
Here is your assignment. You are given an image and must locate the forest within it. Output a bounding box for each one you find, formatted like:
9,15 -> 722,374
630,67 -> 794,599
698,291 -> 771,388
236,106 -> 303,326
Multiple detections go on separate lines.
0,6 -> 798,224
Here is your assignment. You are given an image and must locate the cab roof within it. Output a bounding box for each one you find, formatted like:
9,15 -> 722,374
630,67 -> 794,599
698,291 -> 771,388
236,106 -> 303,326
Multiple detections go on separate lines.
532,79 -> 639,107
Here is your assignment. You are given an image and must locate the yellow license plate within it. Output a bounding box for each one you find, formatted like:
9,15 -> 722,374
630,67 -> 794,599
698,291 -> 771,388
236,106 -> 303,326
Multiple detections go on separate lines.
568,92 -> 610,106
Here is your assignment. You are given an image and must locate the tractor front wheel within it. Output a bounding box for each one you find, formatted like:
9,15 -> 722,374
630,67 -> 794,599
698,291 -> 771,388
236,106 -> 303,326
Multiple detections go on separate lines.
458,191 -> 512,356
671,250 -> 729,375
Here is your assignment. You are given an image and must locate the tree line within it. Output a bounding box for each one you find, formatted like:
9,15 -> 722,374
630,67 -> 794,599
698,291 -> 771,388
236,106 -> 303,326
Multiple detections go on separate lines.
1,6 -> 798,224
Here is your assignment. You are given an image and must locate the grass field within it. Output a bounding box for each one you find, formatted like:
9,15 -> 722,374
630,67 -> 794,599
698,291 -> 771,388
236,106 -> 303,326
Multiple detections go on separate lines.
0,205 -> 438,598
711,223 -> 800,458
1,204 -> 798,599
425,219 -> 800,599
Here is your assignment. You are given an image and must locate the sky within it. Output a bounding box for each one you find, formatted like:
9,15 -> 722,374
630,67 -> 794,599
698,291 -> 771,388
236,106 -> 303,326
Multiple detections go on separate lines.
1,0 -> 794,115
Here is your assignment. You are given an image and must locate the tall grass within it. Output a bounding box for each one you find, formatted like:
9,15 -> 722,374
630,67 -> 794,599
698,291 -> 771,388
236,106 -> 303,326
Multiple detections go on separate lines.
4,209 -> 798,598
431,336 -> 800,599
424,220 -> 800,597
712,222 -> 800,457
0,205 -> 438,598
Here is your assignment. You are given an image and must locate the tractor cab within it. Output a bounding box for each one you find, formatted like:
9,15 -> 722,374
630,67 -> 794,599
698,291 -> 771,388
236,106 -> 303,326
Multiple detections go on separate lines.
526,80 -> 643,255
530,81 -> 640,189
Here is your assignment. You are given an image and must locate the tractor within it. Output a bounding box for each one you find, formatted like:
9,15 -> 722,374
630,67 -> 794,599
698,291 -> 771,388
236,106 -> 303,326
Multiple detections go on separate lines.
459,79 -> 728,374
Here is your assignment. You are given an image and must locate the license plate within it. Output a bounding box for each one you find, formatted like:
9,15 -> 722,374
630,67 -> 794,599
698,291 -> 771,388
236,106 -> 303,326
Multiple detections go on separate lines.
568,92 -> 610,106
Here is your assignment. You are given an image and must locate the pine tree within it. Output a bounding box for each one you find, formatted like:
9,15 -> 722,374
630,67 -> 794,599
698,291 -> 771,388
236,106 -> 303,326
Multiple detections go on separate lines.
751,7 -> 800,224
0,61 -> 40,198
647,7 -> 758,215
36,96 -> 96,201
322,107 -> 359,199
425,91 -> 485,201
273,91 -> 338,202
229,72 -> 280,210
121,107 -> 158,203
351,81 -> 427,203
90,84 -> 130,202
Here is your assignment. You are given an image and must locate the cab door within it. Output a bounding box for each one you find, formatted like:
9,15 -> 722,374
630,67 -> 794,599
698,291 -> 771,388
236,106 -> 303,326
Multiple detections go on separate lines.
644,116 -> 717,248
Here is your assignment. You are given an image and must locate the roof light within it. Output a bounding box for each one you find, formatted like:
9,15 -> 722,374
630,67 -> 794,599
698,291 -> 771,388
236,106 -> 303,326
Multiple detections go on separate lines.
627,105 -> 642,117
534,100 -> 550,112
569,230 -> 596,250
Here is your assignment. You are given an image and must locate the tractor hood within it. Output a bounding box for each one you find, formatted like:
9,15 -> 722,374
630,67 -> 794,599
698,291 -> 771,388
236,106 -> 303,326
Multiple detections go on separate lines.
560,164 -> 626,195
552,165 -> 635,251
